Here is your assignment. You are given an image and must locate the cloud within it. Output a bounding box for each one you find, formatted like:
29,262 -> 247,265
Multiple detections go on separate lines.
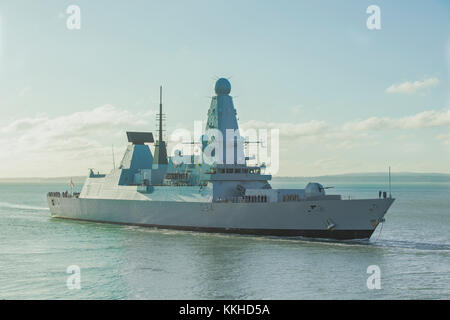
19,86 -> 31,97
290,105 -> 303,115
237,110 -> 450,175
1,106 -> 449,177
385,77 -> 439,94
241,119 -> 327,138
342,110 -> 450,131
242,110 -> 450,139
0,105 -> 154,177
437,133 -> 450,145
239,109 -> 450,157
3,104 -> 151,136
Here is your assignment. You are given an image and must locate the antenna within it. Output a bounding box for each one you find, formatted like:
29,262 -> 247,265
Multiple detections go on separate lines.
112,144 -> 116,169
153,85 -> 168,166
159,85 -> 163,142
389,166 -> 391,198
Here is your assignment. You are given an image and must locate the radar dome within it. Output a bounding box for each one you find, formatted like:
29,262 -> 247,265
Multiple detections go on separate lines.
215,78 -> 231,95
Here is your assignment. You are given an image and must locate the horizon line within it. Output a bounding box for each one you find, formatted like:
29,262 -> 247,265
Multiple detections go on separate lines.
1,171 -> 449,180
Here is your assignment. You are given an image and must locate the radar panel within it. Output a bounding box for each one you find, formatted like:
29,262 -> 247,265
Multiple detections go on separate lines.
126,132 -> 154,145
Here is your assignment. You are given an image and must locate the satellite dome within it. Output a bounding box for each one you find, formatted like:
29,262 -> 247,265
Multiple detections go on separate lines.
215,78 -> 231,95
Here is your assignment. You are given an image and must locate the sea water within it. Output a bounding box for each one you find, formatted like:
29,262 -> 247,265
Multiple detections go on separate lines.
0,175 -> 448,299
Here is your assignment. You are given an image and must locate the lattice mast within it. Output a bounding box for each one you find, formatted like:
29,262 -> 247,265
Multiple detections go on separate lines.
153,86 -> 168,165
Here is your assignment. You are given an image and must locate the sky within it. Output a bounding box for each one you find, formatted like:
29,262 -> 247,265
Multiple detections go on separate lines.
0,0 -> 449,177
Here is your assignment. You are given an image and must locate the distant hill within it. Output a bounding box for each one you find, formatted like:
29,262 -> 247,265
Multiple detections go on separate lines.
0,176 -> 86,184
273,172 -> 450,184
275,172 -> 450,179
0,172 -> 449,184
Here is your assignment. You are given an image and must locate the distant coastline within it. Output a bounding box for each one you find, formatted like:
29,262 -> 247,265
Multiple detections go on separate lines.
275,172 -> 450,180
1,172 -> 449,184
276,172 -> 450,178
0,176 -> 88,184
273,173 -> 450,185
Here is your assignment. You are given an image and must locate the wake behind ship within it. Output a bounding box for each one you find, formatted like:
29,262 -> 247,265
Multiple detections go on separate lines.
47,78 -> 394,240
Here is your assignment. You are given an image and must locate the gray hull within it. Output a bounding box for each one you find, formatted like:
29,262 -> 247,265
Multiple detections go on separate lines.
47,196 -> 394,240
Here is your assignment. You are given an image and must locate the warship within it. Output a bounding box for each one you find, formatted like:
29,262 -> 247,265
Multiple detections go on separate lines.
47,78 -> 394,240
